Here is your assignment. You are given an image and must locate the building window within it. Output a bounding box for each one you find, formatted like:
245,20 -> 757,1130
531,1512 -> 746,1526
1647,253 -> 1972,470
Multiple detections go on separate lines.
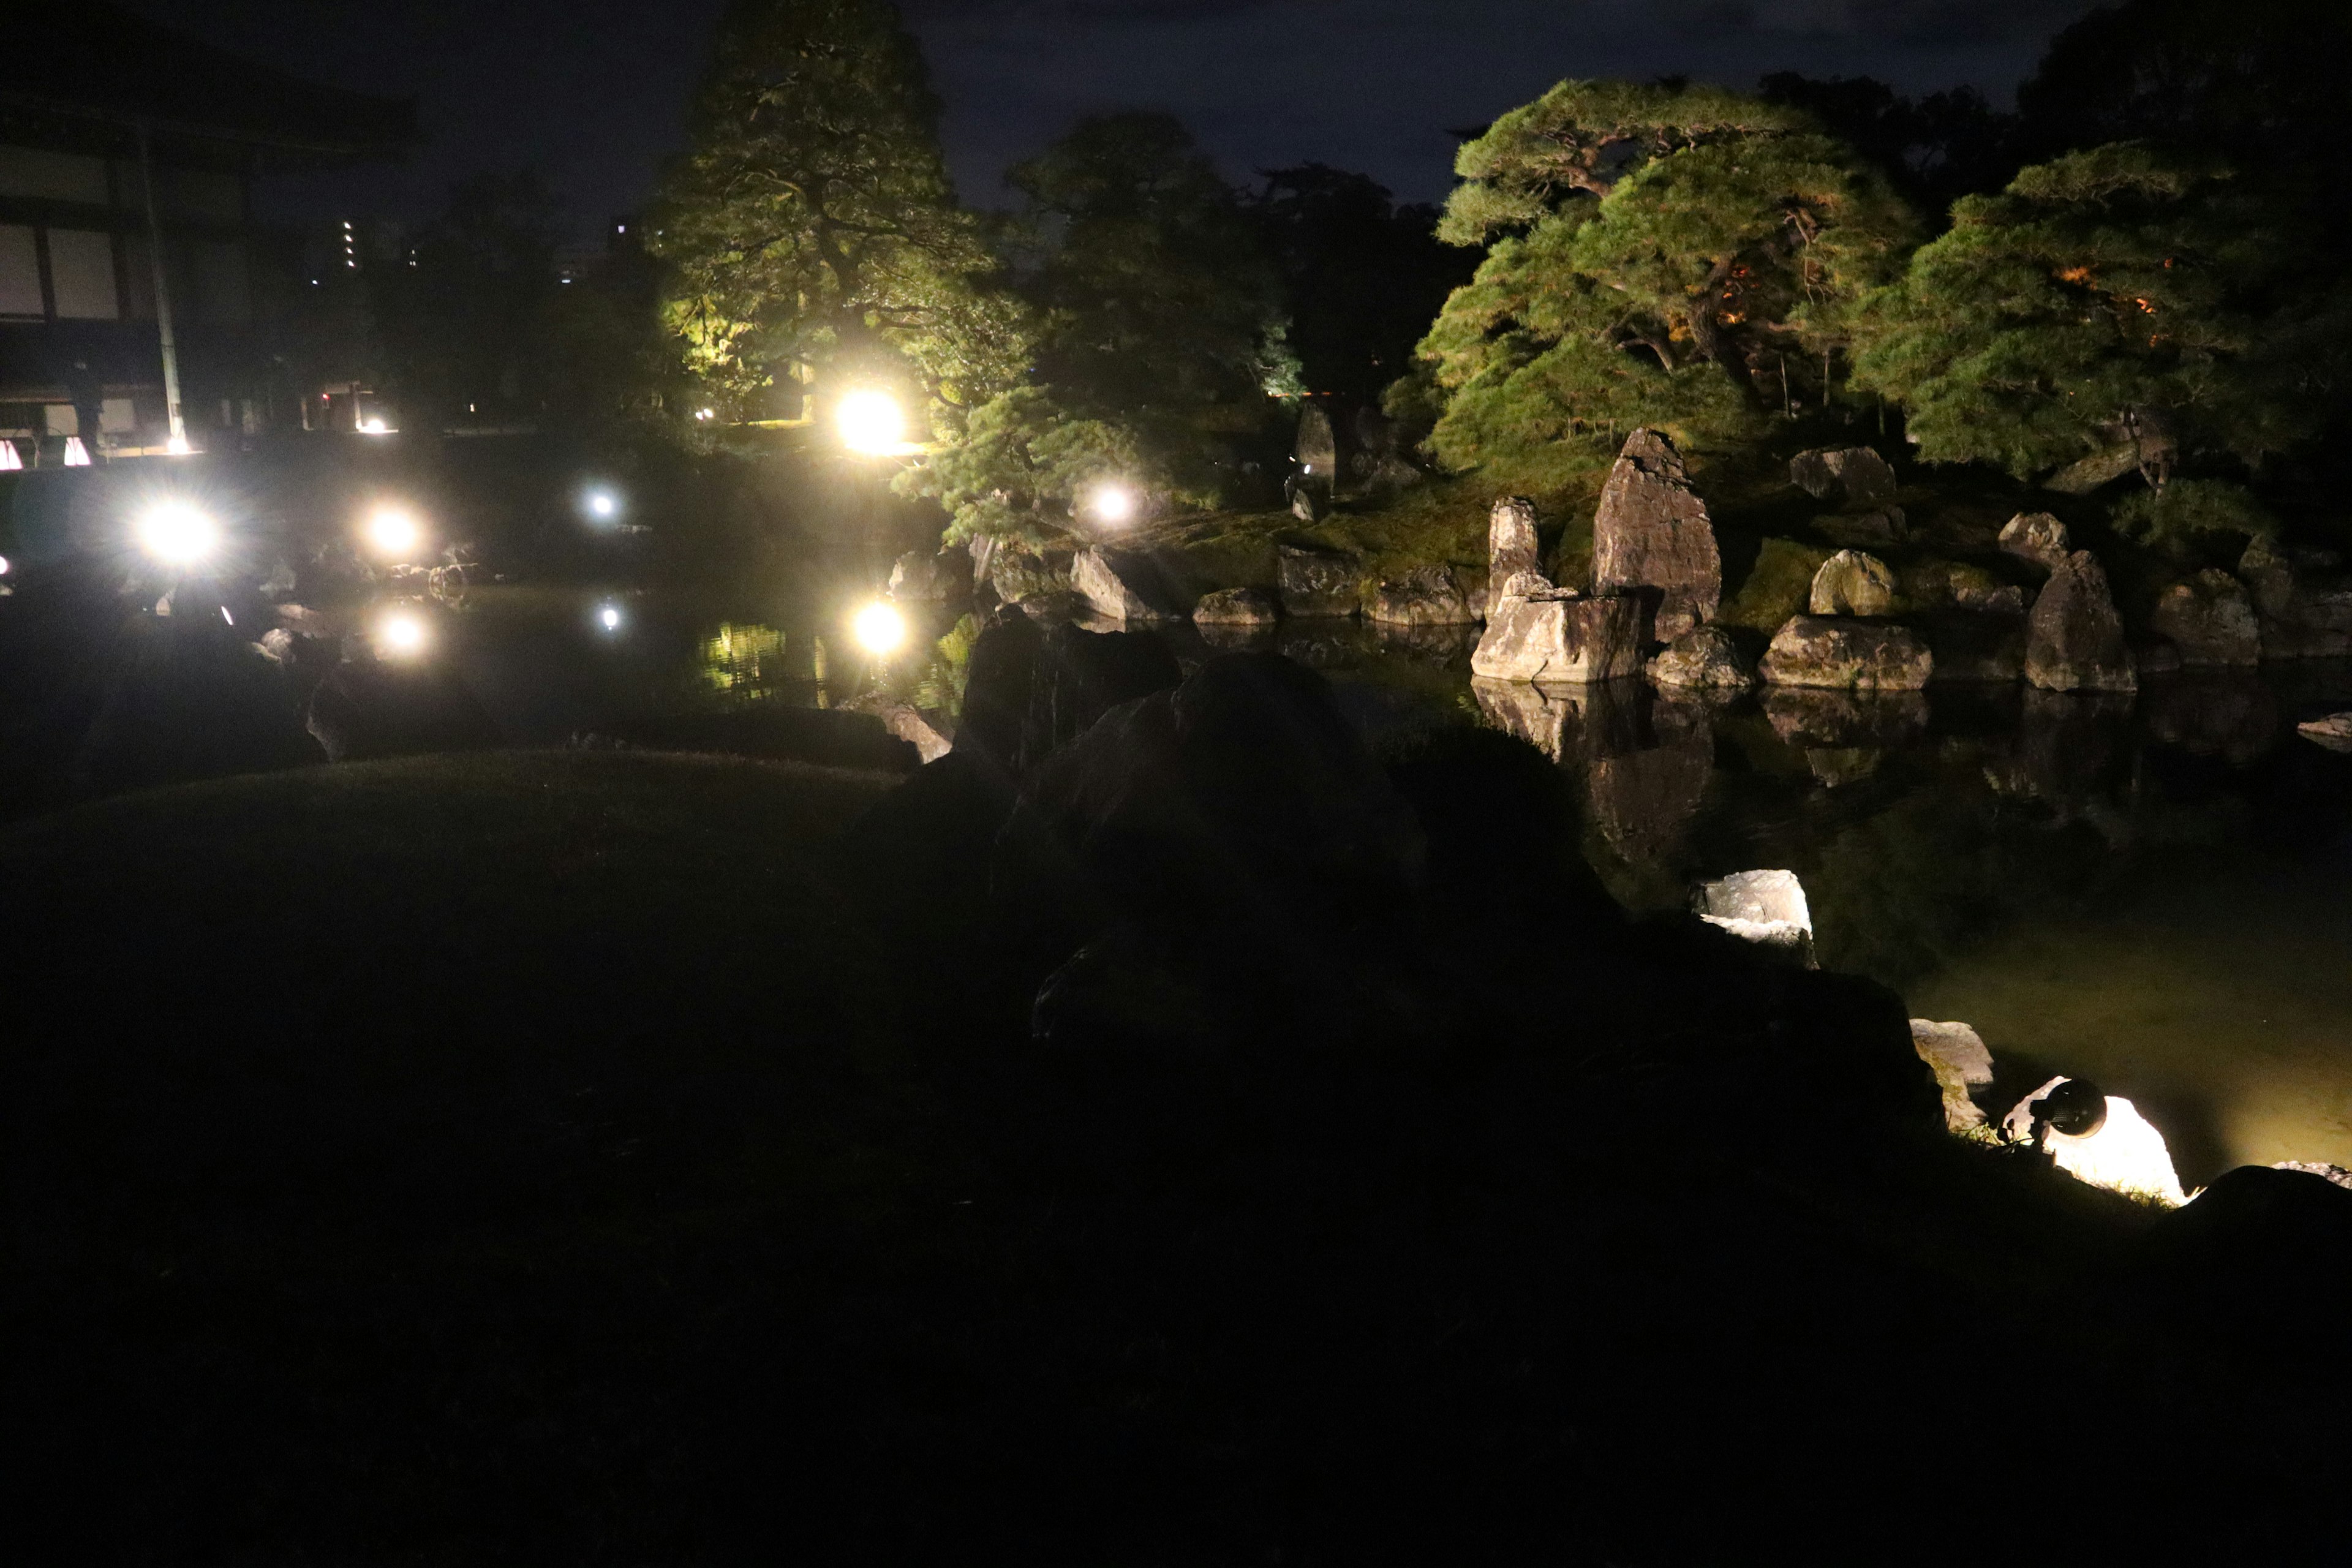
0,224 -> 40,315
48,230 -> 120,319
0,146 -> 109,205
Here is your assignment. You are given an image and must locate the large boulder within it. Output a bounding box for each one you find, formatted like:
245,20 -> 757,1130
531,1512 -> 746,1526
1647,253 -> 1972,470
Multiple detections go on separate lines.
1593,428 -> 1721,643
1808,550 -> 1899,617
1693,869 -> 1814,965
306,656 -> 501,763
2151,569 -> 2260,666
1276,543 -> 1361,617
1759,616 -> 1933,689
1000,653 -> 1424,946
2238,537 -> 2352,657
989,549 -> 1069,605
1920,614 -> 2026,684
1998,512 -> 2070,571
1073,547 -> 1186,622
1020,623 -> 1184,772
1790,447 -> 1897,508
1191,587 -> 1278,626
1646,625 -> 1755,690
953,611 -> 1043,772
2026,550 -> 2137,692
1909,1020 -> 1994,1132
1487,495 -> 1545,615
1471,590 -> 1645,682
887,550 -> 962,601
75,618 -> 325,793
1370,565 -> 1477,626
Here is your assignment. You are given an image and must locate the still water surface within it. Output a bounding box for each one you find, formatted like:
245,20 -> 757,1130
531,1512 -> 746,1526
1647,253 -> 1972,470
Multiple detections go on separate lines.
443,583 -> 2352,1185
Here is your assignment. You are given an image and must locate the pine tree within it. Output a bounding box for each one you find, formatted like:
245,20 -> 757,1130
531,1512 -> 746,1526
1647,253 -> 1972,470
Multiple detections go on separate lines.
1409,81 -> 1915,472
1849,143 -> 2330,488
649,0 -> 1026,428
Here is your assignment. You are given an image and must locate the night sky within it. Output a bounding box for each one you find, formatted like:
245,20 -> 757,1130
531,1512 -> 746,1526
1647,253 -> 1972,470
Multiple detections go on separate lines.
137,0 -> 2105,236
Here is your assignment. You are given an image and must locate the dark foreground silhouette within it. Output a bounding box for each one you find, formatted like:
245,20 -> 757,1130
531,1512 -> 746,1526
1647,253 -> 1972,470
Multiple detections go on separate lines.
4,620 -> 2350,1564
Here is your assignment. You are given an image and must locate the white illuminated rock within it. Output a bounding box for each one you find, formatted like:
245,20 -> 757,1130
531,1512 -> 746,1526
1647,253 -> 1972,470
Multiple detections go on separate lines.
1910,1020 -> 1993,1132
2004,1075 -> 2187,1206
1692,869 -> 1813,965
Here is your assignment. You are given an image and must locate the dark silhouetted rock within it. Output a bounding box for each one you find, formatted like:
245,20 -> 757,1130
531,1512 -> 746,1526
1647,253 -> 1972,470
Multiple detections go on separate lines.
1020,623 -> 1183,773
1646,625 -> 1755,690
1760,616 -> 1933,689
1370,565 -> 1476,626
1487,495 -> 1544,615
1191,587 -> 1278,625
1073,547 -> 1187,622
1936,562 -> 2026,616
1593,428 -> 1720,643
1276,543 -> 1360,617
2026,550 -> 2136,692
2152,570 -> 2259,666
1808,549 -> 1899,617
1000,654 -> 1424,948
1999,511 -> 2070,571
1295,402 -> 1340,488
75,619 -> 324,793
952,611 -> 1042,772
306,657 -> 502,763
1790,447 -> 1897,508
1471,591 -> 1645,682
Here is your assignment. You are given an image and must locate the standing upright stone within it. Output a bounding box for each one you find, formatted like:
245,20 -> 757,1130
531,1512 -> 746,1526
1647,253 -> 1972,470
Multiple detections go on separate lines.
1487,495 -> 1545,614
2026,550 -> 2137,692
1593,429 -> 1721,643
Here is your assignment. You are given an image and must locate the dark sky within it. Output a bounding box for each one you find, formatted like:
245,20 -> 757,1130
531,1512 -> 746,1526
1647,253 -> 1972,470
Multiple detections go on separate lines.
136,0 -> 2105,236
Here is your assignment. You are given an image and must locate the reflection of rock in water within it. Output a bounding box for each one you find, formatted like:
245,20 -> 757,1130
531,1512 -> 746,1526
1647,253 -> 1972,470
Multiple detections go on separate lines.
1276,618 -> 1378,671
1373,620 -> 1481,663
1473,678 -> 1712,862
1760,688 -> 1927,789
2143,674 -> 2277,766
2016,688 -> 2135,817
1197,620 -> 1279,654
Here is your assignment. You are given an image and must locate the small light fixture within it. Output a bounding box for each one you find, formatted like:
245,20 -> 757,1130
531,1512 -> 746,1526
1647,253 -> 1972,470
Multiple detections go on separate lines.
853,601 -> 907,655
597,602 -> 624,633
135,500 -> 219,566
366,507 -> 423,560
837,390 -> 906,456
584,488 -> 620,521
1088,481 -> 1138,527
64,437 -> 91,466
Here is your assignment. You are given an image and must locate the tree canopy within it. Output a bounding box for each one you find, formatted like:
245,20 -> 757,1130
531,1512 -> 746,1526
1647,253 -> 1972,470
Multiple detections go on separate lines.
1410,81 -> 1915,472
1849,143 -> 2332,488
649,0 -> 1027,426
1007,111 -> 1301,422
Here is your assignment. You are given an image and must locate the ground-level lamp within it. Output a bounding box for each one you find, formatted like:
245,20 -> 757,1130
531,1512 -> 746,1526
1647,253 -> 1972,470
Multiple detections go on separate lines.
365,505 -> 425,563
853,601 -> 907,657
134,500 -> 220,569
1085,480 -> 1139,529
836,390 -> 908,456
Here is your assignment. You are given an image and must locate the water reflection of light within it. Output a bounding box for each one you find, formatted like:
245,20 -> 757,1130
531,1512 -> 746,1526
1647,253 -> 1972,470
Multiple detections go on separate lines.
853,601 -> 906,655
379,609 -> 430,658
699,622 -> 786,697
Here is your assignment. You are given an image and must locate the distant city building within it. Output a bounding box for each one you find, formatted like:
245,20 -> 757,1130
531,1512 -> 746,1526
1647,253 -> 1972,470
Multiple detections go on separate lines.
0,2 -> 413,459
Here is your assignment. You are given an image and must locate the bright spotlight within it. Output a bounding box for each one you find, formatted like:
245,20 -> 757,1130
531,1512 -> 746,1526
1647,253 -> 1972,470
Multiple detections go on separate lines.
379,609 -> 430,658
0,554 -> 10,576
585,488 -> 620,521
358,417 -> 391,435
165,433 -> 194,457
135,501 -> 219,567
1089,482 -> 1138,526
598,603 -> 624,633
837,390 -> 906,455
853,601 -> 907,655
367,507 -> 422,559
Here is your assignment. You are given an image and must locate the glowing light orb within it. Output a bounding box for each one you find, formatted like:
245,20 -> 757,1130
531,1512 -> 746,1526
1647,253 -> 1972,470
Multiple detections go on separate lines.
367,507 -> 422,559
379,610 -> 430,658
853,601 -> 907,655
135,502 -> 219,566
837,390 -> 906,455
598,603 -> 624,632
165,434 -> 194,456
0,554 -> 10,576
1089,483 -> 1138,526
358,417 -> 390,435
586,489 -> 620,520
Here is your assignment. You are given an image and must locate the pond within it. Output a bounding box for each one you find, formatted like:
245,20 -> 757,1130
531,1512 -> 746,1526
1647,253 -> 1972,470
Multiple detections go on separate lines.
333,581 -> 2352,1186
